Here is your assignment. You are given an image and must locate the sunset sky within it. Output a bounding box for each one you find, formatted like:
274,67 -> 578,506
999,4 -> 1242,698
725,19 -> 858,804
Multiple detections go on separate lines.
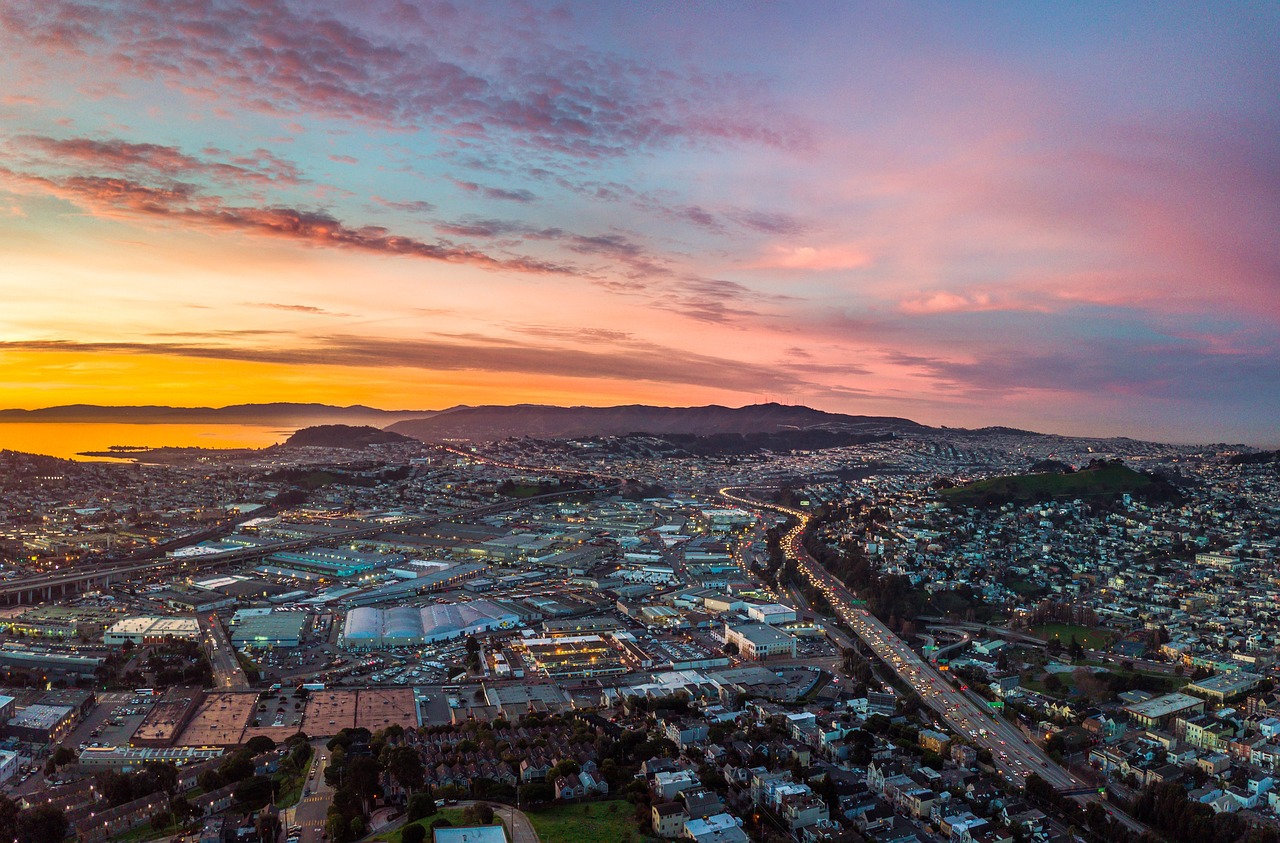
1,1 -> 1277,444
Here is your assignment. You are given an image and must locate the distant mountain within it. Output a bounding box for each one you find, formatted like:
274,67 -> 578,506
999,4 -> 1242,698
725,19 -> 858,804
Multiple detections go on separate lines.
283,425 -> 418,449
0,403 -> 439,426
387,402 -> 929,442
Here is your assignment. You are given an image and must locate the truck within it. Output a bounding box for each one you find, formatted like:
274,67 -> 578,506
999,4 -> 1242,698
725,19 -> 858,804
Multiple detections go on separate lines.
300,682 -> 326,691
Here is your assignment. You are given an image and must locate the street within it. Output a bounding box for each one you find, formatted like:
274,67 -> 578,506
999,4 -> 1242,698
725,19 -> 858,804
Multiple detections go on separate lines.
201,613 -> 250,690
720,487 -> 1152,837
286,742 -> 332,843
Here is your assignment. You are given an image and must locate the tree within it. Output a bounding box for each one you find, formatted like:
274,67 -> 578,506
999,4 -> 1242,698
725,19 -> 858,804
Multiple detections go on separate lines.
407,791 -> 438,822
548,759 -> 581,780
519,782 -> 553,806
347,755 -> 383,812
17,805 -> 69,843
402,824 -> 426,843
387,745 -> 425,795
198,768 -> 225,793
325,812 -> 349,843
234,776 -> 275,810
246,735 -> 277,755
219,748 -> 256,783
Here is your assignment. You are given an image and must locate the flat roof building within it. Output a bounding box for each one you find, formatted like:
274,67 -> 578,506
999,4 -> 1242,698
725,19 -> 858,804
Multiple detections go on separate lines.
229,613 -> 307,649
433,828 -> 506,843
725,622 -> 796,661
4,703 -> 75,743
1123,692 -> 1205,728
1186,672 -> 1263,703
105,616 -> 201,646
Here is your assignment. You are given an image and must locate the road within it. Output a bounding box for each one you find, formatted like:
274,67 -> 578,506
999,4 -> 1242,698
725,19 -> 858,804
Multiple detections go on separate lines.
0,478 -> 620,603
289,743 -> 332,843
201,613 -> 250,689
720,487 -> 1151,837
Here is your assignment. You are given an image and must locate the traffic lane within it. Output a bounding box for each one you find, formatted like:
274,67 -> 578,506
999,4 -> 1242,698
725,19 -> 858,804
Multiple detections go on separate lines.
294,745 -> 332,843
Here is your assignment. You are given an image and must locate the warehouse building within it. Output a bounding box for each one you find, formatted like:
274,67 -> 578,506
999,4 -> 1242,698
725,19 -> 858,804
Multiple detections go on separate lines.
4,703 -> 75,743
340,600 -> 520,649
229,613 -> 307,649
105,617 -> 201,646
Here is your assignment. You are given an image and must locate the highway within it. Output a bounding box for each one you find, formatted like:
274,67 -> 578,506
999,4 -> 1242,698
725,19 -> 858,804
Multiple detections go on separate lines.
719,487 -> 1150,835
200,613 -> 250,689
0,476 -> 619,603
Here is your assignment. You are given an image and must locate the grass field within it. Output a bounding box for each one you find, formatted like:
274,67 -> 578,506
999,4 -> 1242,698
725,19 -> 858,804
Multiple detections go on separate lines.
942,462 -> 1159,506
1031,623 -> 1114,650
524,800 -> 645,843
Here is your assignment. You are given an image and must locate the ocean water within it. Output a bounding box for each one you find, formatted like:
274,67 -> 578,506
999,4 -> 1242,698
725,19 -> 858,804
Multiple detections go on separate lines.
0,422 -> 293,461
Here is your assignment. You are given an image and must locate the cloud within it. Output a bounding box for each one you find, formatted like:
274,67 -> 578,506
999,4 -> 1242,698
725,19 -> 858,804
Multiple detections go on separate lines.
0,166 -> 573,274
755,245 -> 873,271
15,135 -> 303,186
328,154 -> 358,164
897,289 -> 1052,315
882,330 -> 1280,401
0,334 -> 820,395
451,179 -> 537,203
246,303 -> 349,317
371,196 -> 435,213
0,1 -> 808,164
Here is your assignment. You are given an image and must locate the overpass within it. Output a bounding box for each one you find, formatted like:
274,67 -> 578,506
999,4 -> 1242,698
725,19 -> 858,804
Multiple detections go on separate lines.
0,480 -> 618,605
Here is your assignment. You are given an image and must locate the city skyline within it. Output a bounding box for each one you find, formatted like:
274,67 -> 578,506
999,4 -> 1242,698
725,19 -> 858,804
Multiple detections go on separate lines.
1,1 -> 1278,445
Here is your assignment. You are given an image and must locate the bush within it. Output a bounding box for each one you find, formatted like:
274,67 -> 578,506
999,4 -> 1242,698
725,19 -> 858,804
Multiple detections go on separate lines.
402,824 -> 426,843
407,792 -> 438,822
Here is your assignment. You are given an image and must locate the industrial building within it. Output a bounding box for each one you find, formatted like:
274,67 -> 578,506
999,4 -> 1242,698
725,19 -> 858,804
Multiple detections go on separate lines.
105,616 -> 202,646
1122,692 -> 1206,729
340,599 -> 520,649
4,703 -> 76,743
228,613 -> 307,649
724,622 -> 797,661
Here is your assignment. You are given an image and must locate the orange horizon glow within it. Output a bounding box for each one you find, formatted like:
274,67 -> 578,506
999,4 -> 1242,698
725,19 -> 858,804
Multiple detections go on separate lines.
0,2 -> 1276,445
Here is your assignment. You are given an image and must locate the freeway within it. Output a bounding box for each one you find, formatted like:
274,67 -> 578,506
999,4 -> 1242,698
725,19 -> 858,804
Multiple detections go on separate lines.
719,487 -> 1151,836
0,478 -> 618,602
201,613 -> 250,689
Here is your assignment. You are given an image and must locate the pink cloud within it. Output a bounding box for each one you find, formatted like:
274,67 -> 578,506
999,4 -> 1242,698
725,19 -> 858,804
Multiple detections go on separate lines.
755,244 -> 873,271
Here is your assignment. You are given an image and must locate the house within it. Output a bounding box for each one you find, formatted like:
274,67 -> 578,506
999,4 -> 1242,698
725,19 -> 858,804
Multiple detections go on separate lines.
519,759 -> 550,781
652,802 -> 689,838
554,775 -> 582,801
683,813 -> 748,843
655,770 -> 701,801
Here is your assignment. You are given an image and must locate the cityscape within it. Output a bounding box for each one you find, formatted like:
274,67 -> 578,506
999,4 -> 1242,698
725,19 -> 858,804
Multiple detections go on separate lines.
1,4 -> 1278,843
0,411 -> 1277,843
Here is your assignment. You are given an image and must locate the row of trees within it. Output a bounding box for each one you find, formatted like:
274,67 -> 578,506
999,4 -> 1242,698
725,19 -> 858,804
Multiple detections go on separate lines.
0,796 -> 68,843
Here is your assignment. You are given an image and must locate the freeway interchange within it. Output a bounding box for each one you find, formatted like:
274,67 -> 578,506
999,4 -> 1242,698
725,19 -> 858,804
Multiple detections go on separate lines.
719,487 -> 1151,834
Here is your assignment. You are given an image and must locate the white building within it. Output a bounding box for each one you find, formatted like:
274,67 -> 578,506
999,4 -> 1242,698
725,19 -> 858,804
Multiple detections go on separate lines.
104,617 -> 201,646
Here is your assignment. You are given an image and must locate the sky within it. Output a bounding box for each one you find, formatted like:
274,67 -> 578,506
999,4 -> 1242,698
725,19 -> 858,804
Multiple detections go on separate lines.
0,1 -> 1277,445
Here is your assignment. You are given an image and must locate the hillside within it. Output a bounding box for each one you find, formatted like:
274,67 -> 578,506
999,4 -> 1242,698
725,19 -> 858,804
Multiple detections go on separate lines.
283,425 -> 418,449
941,460 -> 1180,507
387,402 -> 928,442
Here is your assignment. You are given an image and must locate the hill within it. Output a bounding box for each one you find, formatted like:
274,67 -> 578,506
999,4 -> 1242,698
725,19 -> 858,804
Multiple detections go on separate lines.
941,460 -> 1181,507
386,402 -> 928,442
283,425 -> 418,449
0,403 -> 438,425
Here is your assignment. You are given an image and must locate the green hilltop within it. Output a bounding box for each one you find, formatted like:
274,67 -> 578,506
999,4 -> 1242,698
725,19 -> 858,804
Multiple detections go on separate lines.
941,459 -> 1178,507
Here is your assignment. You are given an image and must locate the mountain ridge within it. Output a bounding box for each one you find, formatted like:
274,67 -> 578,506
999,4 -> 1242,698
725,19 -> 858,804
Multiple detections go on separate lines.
387,401 -> 930,442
